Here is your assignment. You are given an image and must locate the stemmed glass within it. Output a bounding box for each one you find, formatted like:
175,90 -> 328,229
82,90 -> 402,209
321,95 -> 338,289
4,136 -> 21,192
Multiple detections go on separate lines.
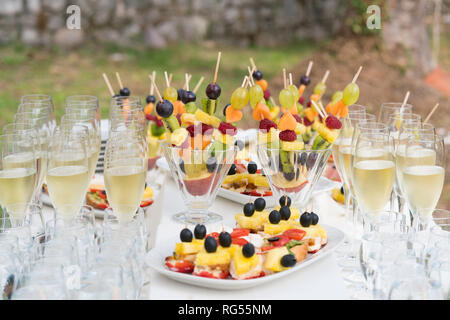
402,134 -> 445,232
17,99 -> 56,132
351,132 -> 396,231
46,128 -> 90,222
0,133 -> 38,220
103,132 -> 148,224
378,102 -> 412,124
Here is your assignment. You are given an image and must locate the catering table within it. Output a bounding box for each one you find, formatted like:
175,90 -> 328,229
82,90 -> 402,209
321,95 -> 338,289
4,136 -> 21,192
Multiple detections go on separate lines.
146,176 -> 351,300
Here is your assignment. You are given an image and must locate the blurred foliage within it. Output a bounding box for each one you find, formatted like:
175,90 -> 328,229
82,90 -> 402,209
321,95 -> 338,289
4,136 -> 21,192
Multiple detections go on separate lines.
346,0 -> 386,36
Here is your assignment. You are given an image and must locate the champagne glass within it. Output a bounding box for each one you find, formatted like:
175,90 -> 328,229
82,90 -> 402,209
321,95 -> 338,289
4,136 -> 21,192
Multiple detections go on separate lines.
17,100 -> 55,132
61,113 -> 100,182
402,134 -> 445,232
103,132 -> 148,224
351,133 -> 396,230
379,102 -> 412,124
388,113 -> 422,147
0,133 -> 37,219
66,95 -> 100,123
46,128 -> 90,221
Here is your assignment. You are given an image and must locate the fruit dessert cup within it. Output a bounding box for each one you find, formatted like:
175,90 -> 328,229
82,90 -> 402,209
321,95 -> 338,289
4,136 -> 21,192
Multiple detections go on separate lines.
257,143 -> 332,210
162,142 -> 237,224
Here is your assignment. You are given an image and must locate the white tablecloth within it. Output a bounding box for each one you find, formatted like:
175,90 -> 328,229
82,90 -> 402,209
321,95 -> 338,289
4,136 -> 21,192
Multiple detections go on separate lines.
147,177 -> 351,300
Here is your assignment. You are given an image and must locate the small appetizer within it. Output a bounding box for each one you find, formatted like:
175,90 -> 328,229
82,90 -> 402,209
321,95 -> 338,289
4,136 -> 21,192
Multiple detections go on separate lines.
230,243 -> 264,280
193,236 -> 231,279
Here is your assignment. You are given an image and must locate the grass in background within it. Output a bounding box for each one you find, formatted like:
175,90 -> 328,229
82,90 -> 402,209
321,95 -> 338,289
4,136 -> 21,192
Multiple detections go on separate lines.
0,40 -> 317,127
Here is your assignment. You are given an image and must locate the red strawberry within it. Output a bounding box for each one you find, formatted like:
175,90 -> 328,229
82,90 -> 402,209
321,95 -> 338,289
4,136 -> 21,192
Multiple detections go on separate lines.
259,119 -> 277,132
306,101 -> 311,107
298,96 -> 305,104
292,114 -> 302,123
201,123 -> 214,136
218,122 -> 237,136
279,130 -> 297,142
325,115 -> 342,129
303,117 -> 313,127
263,90 -> 271,100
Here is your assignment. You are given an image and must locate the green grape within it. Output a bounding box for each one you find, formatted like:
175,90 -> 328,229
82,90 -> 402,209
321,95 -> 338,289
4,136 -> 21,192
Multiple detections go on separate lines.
249,85 -> 264,108
287,84 -> 300,102
331,90 -> 343,104
342,83 -> 359,106
278,88 -> 295,109
230,87 -> 249,110
314,82 -> 326,96
163,86 -> 178,102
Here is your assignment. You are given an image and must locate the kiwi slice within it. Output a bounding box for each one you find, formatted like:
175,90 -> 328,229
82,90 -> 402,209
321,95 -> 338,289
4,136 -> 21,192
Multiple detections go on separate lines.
312,135 -> 330,150
279,150 -> 294,175
185,102 -> 197,114
150,122 -> 165,137
202,98 -> 219,116
164,115 -> 180,133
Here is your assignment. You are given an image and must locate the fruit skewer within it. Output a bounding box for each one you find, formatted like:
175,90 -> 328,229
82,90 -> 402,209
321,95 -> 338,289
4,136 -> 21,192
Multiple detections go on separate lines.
202,52 -> 222,117
115,72 -> 130,96
225,75 -> 250,123
145,71 -> 157,116
297,61 -> 313,98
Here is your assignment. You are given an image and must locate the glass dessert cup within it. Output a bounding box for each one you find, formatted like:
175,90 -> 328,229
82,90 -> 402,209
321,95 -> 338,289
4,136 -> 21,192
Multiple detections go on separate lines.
162,142 -> 237,224
256,143 -> 332,209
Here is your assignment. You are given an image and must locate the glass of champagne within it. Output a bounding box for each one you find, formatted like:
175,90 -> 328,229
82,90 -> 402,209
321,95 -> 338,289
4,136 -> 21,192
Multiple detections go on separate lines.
388,113 -> 422,146
104,132 -> 148,224
402,134 -> 445,232
0,133 -> 38,220
379,102 -> 412,124
351,132 -> 396,231
46,128 -> 90,222
66,95 -> 100,123
17,100 -> 56,132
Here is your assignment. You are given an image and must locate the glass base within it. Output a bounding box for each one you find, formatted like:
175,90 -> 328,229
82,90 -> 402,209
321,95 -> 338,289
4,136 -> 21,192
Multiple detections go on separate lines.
172,211 -> 222,225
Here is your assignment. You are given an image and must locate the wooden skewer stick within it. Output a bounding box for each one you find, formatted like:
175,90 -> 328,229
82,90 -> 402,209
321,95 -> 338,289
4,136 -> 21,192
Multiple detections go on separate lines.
182,74 -> 192,90
193,76 -> 204,94
150,71 -> 156,95
185,73 -> 190,91
311,100 -> 326,119
321,70 -> 330,84
289,73 -> 293,86
424,103 -> 440,124
399,91 -> 410,115
305,61 -> 313,77
283,68 -> 287,89
249,57 -> 256,71
213,51 -> 222,84
115,72 -> 124,89
247,66 -> 255,86
241,76 -> 248,88
318,101 -> 328,117
102,73 -> 115,97
351,66 -> 363,83
164,71 -> 170,88
168,73 -> 173,86
149,74 -> 163,102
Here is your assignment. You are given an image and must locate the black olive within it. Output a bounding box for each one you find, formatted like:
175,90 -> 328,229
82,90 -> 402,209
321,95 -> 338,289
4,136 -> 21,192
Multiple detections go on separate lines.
280,206 -> 291,220
269,210 -> 281,224
300,212 -> 312,227
243,203 -> 255,217
204,236 -> 217,253
228,163 -> 236,175
281,254 -> 296,267
268,236 -> 280,242
242,243 -> 255,258
311,212 -> 319,225
146,95 -> 156,104
247,161 -> 257,174
254,198 -> 266,212
180,228 -> 193,242
119,87 -> 130,96
194,224 -> 207,239
219,232 -> 232,247
279,195 -> 291,207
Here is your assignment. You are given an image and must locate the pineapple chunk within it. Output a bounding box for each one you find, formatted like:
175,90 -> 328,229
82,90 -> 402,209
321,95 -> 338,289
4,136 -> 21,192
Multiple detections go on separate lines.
195,247 -> 231,266
232,249 -> 260,275
264,247 -> 291,272
223,173 -> 250,184
235,213 -> 264,230
312,120 -> 321,131
317,124 -> 339,143
280,140 -> 304,151
175,239 -> 204,256
210,116 -> 221,128
169,128 -> 188,146
194,109 -> 211,124
263,221 -> 290,235
180,113 -> 196,126
294,123 -> 306,135
251,175 -> 269,187
256,210 -> 270,224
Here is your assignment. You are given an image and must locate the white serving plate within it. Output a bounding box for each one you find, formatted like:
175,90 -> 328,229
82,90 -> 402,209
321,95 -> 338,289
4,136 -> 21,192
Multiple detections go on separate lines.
146,224 -> 344,290
218,176 -> 340,205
